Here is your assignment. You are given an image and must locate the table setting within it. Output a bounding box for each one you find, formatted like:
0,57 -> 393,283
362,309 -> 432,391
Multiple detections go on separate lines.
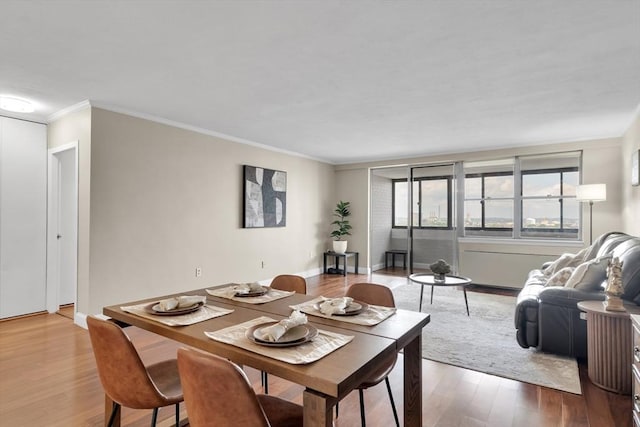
205,311 -> 354,364
121,295 -> 234,326
206,282 -> 295,304
289,296 -> 396,326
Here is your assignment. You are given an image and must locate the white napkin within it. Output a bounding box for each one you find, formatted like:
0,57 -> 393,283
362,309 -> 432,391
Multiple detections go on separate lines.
318,297 -> 354,316
158,295 -> 206,311
232,282 -> 264,295
255,310 -> 307,342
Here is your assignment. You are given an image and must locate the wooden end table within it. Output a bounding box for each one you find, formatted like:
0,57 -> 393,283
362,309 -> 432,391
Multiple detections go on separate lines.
409,273 -> 472,316
577,300 -> 640,394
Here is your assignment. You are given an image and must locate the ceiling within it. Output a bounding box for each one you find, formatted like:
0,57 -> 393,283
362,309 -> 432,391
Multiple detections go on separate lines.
1,1 -> 639,164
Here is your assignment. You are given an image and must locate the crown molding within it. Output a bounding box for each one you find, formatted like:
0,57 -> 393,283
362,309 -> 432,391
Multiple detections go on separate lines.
47,100 -> 91,123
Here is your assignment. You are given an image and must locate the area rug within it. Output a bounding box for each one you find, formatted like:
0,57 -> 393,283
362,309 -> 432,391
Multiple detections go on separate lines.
392,284 -> 582,394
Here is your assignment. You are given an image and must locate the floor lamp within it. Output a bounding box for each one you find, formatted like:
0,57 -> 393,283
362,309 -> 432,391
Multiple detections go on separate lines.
575,184 -> 607,245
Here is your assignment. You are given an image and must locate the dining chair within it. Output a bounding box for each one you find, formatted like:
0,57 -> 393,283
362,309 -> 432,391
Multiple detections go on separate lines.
86,316 -> 183,427
261,274 -> 307,393
270,274 -> 307,294
177,347 -> 303,427
343,282 -> 400,427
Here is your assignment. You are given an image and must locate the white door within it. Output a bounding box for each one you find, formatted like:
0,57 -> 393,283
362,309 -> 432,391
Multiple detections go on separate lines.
47,143 -> 78,313
0,117 -> 47,318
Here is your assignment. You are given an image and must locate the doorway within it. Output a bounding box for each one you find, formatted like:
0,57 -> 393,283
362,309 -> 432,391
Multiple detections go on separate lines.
46,142 -> 78,318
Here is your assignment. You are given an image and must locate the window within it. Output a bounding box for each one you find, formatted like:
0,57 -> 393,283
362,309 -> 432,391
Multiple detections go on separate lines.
393,176 -> 451,229
520,153 -> 580,239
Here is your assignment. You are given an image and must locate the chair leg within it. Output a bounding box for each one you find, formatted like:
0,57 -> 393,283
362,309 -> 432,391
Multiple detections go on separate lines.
385,377 -> 400,427
358,389 -> 366,427
151,407 -> 158,427
107,402 -> 120,427
175,402 -> 180,427
335,400 -> 339,418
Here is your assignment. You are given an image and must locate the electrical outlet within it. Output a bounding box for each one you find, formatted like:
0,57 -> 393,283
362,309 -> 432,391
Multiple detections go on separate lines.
195,267 -> 202,277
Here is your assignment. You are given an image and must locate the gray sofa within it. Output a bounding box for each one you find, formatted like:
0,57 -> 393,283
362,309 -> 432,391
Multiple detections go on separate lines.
514,232 -> 640,358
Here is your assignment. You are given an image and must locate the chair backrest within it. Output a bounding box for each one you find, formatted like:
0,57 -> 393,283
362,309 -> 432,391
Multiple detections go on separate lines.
346,283 -> 395,308
270,274 -> 307,294
177,347 -> 270,427
86,316 -> 167,409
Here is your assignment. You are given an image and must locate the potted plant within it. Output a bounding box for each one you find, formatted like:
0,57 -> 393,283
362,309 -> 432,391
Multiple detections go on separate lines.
330,200 -> 352,254
429,259 -> 451,282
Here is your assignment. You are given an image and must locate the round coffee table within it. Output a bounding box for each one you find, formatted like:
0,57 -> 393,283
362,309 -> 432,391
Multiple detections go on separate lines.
409,273 -> 472,316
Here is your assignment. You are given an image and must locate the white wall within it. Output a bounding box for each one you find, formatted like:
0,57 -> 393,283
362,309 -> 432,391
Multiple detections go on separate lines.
86,108 -> 334,315
622,110 -> 640,235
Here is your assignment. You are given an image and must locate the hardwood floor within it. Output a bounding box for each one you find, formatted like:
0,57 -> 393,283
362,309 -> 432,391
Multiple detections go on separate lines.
0,269 -> 632,426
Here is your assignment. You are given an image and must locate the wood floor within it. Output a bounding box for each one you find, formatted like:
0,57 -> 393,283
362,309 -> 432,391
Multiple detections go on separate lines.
0,269 -> 632,427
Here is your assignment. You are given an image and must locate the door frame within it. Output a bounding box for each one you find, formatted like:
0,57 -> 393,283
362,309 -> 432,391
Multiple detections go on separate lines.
46,141 -> 79,314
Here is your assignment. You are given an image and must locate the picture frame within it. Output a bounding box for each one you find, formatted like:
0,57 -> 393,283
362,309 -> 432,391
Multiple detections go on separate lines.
243,165 -> 287,228
633,150 -> 639,186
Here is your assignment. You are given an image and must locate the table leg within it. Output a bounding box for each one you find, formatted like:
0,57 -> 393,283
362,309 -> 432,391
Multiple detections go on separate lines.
403,253 -> 406,269
403,333 -> 423,427
463,288 -> 469,316
323,253 -> 327,274
419,284 -> 424,312
105,394 -> 120,427
430,285 -> 434,304
385,252 -> 389,269
355,253 -> 358,274
303,389 -> 336,427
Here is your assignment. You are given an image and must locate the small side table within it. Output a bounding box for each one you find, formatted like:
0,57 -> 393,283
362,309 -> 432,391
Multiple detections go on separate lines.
409,273 -> 472,316
577,300 -> 640,394
323,251 -> 359,276
385,250 -> 407,269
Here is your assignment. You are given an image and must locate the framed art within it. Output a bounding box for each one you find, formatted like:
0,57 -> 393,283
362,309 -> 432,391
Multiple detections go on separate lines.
633,150 -> 639,186
243,165 -> 287,228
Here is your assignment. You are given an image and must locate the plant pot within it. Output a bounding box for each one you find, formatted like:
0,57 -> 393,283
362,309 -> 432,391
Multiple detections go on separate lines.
433,273 -> 446,283
333,240 -> 348,254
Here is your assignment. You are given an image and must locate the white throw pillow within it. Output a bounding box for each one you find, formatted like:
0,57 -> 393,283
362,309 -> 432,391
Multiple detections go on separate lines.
543,253 -> 576,277
545,267 -> 575,287
565,256 -> 612,290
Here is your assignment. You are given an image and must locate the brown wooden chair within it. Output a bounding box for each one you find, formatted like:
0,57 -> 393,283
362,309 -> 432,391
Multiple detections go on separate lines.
177,347 -> 303,427
86,316 -> 183,427
344,282 -> 400,427
270,274 -> 307,294
261,274 -> 307,393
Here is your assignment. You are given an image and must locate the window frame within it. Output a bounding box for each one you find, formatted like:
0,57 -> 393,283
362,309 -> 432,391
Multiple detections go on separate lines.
392,176 -> 453,229
520,166 -> 579,234
463,171 -> 514,232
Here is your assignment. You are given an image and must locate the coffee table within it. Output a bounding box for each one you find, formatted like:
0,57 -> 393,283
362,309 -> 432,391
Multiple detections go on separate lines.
409,273 -> 472,316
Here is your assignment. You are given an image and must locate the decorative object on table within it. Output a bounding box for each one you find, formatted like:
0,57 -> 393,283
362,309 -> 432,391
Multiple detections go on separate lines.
604,256 -> 625,312
243,165 -> 286,228
429,259 -> 451,282
330,200 -> 351,254
231,282 -> 267,297
575,183 -> 607,244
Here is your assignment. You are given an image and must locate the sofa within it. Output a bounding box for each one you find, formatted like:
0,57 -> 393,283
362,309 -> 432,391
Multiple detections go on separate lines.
514,232 -> 640,358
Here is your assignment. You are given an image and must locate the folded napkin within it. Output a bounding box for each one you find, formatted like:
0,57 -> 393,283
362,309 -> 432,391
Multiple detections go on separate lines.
318,297 -> 354,315
232,282 -> 264,295
158,295 -> 206,311
255,310 -> 307,342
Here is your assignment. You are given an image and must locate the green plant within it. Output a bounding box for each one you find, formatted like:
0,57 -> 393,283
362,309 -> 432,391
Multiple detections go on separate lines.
330,200 -> 352,240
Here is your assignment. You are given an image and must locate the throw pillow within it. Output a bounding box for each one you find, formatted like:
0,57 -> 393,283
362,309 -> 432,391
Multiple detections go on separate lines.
545,267 -> 575,287
565,256 -> 612,290
543,253 -> 576,277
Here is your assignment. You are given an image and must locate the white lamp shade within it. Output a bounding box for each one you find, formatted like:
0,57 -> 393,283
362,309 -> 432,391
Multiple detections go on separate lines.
575,184 -> 606,202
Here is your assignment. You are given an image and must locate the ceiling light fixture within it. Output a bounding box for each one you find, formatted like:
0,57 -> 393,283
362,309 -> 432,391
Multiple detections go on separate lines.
0,96 -> 35,113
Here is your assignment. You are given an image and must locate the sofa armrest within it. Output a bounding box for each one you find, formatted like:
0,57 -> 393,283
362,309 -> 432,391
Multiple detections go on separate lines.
538,286 -> 605,308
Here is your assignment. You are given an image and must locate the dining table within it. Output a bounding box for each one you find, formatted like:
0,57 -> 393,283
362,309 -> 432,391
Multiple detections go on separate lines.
102,285 -> 430,427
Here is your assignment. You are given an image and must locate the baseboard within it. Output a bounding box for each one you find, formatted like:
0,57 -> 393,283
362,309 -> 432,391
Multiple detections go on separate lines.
74,312 -> 88,329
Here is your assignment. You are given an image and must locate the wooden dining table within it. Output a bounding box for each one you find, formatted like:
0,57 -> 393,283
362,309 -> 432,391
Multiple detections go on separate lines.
103,286 -> 430,427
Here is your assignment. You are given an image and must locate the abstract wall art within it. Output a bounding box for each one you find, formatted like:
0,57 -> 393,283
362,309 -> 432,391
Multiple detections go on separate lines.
243,165 -> 287,228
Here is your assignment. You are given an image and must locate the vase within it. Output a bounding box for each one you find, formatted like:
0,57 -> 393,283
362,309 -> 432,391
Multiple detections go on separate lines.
333,240 -> 348,254
434,273 -> 446,283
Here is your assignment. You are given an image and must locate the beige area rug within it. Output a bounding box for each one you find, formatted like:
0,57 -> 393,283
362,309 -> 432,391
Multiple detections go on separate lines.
392,283 -> 582,394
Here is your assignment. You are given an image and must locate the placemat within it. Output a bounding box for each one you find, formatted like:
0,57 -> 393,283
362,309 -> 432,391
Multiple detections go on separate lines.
206,286 -> 295,304
205,316 -> 353,364
121,303 -> 234,326
289,296 -> 396,326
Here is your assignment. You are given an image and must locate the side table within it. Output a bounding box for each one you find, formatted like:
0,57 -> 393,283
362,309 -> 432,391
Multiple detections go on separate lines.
577,300 -> 640,394
323,251 -> 359,276
385,249 -> 407,269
